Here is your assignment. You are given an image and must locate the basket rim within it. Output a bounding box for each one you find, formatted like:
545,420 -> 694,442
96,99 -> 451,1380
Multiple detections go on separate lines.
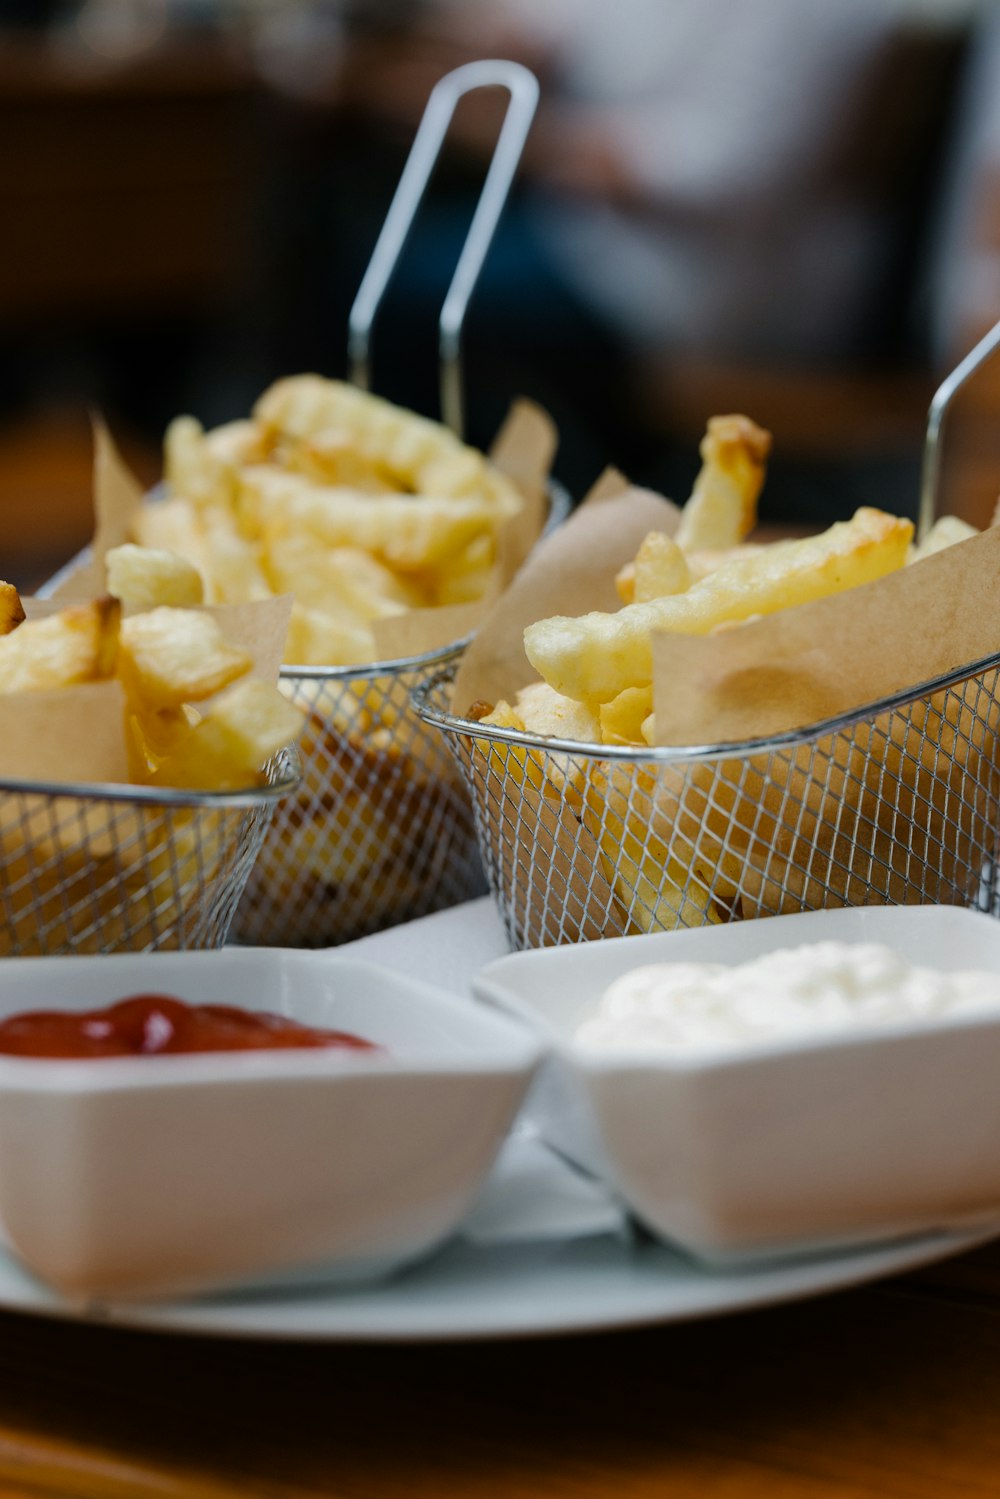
411,648 -> 1000,765
0,745 -> 301,808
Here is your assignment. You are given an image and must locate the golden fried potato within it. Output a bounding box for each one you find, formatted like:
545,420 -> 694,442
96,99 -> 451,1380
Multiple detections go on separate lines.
284,601 -> 376,667
615,531 -> 691,606
106,544 -> 204,610
675,414 -> 771,552
141,678 -> 304,792
244,467 -> 506,574
254,375 -> 522,513
118,608 -> 251,711
599,686 -> 654,746
0,582 -> 25,636
0,597 -> 120,693
525,507 -> 913,704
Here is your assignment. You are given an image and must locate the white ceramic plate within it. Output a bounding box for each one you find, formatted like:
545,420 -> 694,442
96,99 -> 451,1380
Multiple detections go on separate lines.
0,899 -> 992,1342
0,1172 -> 989,1343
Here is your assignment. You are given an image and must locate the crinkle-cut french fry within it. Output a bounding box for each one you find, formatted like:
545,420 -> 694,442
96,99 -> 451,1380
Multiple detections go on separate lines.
263,536 -> 423,619
675,414 -> 772,552
615,532 -> 691,606
525,507 -> 913,704
909,515 -> 978,563
428,533 -> 496,607
141,677 -> 304,792
119,607 -> 251,711
254,375 -> 523,514
197,509 -> 272,604
106,544 -> 204,610
284,600 -> 376,667
0,597 -> 120,693
0,582 -> 25,636
243,467 -> 505,572
280,429 -> 397,492
165,416 -> 265,509
600,686 -> 654,746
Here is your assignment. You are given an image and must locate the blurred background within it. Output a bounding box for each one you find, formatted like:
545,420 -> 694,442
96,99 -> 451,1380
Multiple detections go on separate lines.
2,0 -> 1000,588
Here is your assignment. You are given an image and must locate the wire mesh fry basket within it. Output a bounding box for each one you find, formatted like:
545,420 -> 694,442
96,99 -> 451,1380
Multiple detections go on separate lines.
229,59 -> 571,947
0,749 -> 299,956
232,645 -> 486,947
412,655 -> 1000,950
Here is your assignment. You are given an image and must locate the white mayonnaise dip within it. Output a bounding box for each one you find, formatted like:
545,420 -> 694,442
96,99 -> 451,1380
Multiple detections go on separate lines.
573,941 -> 1000,1053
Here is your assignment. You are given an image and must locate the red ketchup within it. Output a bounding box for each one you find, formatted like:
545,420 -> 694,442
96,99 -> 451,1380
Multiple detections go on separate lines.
0,995 -> 378,1059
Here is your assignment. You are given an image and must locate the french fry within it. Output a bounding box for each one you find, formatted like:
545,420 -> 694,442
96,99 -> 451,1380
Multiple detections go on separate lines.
615,532 -> 690,605
106,544 -> 204,610
583,764 -> 726,933
254,375 -> 522,513
284,601 -> 376,667
0,597 -> 120,693
675,414 -> 771,551
142,678 -> 304,792
599,686 -> 654,746
0,583 -> 25,636
525,507 -> 913,704
244,467 -> 507,574
263,536 -> 423,618
118,608 -> 251,711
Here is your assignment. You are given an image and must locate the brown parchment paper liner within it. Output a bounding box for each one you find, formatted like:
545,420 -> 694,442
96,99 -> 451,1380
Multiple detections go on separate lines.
437,485 -> 1000,946
0,591 -> 294,956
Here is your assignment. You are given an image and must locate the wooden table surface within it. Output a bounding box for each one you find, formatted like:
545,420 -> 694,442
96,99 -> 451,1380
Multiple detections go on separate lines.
3,1237 -> 1000,1498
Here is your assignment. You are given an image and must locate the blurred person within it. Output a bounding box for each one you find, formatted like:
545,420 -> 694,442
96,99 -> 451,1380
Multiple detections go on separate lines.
348,0 -> 971,363
289,0 -> 967,501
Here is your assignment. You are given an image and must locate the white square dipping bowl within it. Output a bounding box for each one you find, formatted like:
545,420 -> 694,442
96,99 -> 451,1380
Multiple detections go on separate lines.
473,905 -> 1000,1263
0,949 -> 542,1301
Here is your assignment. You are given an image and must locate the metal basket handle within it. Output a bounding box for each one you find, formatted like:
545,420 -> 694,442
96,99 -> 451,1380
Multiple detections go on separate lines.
919,313 -> 1000,540
347,59 -> 540,440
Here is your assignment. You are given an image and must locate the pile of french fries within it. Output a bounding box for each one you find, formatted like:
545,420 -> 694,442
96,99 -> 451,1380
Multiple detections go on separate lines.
0,583 -> 303,793
136,374 -> 525,666
117,374 -> 527,945
0,583 -> 305,955
473,416 -> 985,938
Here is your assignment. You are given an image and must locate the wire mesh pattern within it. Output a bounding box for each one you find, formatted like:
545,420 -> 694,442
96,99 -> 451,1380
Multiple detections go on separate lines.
413,658 -> 1000,950
233,647 -> 487,947
0,749 -> 298,957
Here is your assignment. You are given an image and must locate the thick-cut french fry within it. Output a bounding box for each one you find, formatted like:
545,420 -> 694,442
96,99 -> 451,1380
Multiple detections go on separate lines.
141,677 -> 303,792
0,583 -> 25,636
165,416 -> 265,509
615,532 -> 691,605
525,507 -> 913,704
131,494 -> 211,573
284,601 -> 376,667
0,597 -> 120,693
583,764 -> 725,933
675,414 -> 771,552
600,686 -> 654,746
119,608 -> 251,711
106,544 -> 204,610
263,536 -> 422,619
508,682 -> 602,742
